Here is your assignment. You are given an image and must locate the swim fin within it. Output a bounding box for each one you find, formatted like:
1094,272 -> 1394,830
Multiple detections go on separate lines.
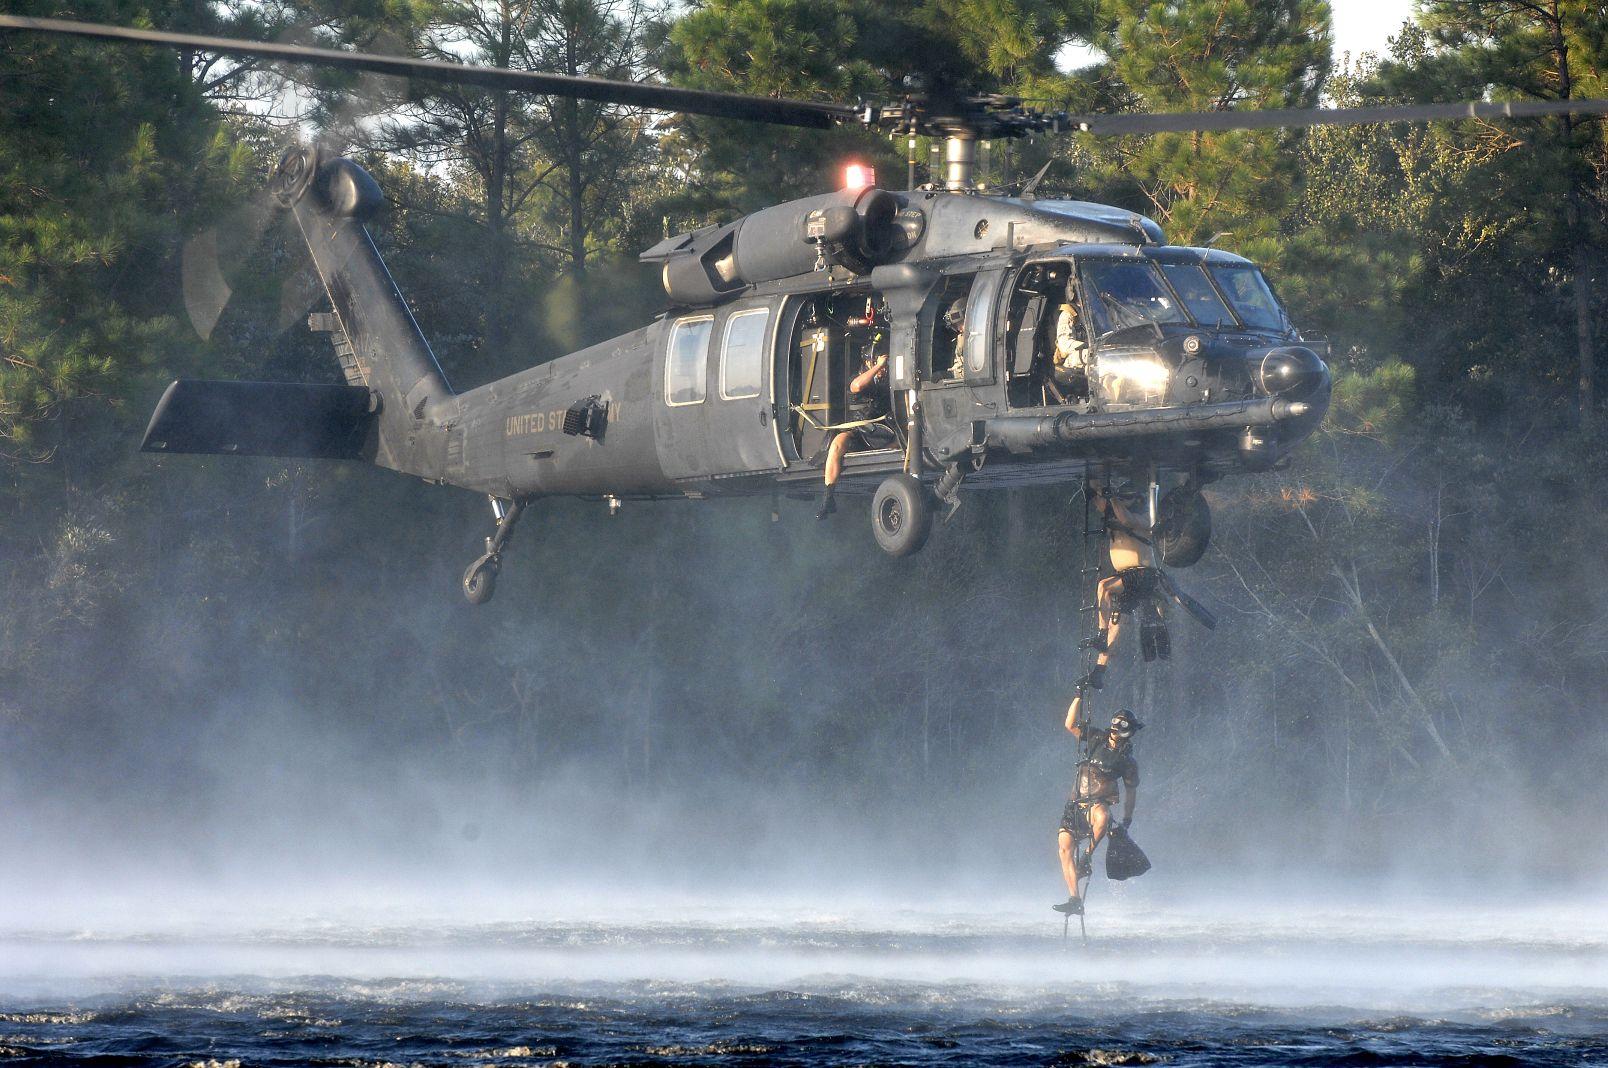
1157,571 -> 1217,630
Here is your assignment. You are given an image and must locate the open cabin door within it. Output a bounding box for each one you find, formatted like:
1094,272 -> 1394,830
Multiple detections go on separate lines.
653,299 -> 785,483
783,288 -> 903,472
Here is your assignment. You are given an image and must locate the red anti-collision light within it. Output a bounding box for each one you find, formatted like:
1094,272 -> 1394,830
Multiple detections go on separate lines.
843,164 -> 875,191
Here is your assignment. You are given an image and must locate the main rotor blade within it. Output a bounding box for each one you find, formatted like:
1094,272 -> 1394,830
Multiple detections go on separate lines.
0,15 -> 854,130
11,15 -> 1606,141
1072,98 -> 1608,136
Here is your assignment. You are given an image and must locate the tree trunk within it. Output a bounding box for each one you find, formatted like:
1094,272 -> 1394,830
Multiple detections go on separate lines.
567,100 -> 587,279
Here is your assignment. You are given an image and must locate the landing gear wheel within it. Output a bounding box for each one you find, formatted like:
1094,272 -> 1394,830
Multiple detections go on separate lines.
1156,486 -> 1212,568
871,474 -> 933,557
462,554 -> 500,604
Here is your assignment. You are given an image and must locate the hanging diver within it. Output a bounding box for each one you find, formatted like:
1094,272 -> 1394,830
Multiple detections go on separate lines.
1079,477 -> 1217,689
1055,689 -> 1143,916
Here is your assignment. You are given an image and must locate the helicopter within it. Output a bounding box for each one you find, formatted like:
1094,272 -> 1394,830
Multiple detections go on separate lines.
6,15 -> 1607,603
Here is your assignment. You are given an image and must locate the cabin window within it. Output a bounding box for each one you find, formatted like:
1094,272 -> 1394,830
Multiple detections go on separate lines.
666,315 -> 713,406
720,307 -> 769,399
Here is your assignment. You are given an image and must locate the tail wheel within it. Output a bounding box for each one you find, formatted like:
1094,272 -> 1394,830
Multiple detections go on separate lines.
871,474 -> 934,557
462,554 -> 500,604
1156,487 -> 1212,568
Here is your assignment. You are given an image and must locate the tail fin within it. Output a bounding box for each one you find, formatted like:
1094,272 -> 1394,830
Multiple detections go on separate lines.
269,146 -> 454,478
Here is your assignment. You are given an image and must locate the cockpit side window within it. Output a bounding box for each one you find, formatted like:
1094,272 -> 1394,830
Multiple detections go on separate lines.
1081,260 -> 1189,336
1208,264 -> 1286,332
1160,264 -> 1236,328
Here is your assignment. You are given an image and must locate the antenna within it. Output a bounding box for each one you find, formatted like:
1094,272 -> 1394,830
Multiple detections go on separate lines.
1020,159 -> 1054,200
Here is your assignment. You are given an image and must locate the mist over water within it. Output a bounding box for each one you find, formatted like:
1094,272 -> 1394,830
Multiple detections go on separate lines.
4,464 -> 1607,1064
1,897 -> 1605,1065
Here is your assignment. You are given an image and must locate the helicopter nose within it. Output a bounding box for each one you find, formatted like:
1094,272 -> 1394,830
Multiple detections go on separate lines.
1257,345 -> 1328,400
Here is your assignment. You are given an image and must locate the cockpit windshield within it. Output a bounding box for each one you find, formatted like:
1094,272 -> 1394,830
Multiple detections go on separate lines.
1208,264 -> 1287,332
1081,260 -> 1189,337
1159,263 -> 1236,327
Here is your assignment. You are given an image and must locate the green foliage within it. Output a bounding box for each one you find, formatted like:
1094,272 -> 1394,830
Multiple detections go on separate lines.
1079,0 -> 1331,246
670,0 -> 876,97
657,0 -> 1090,211
656,0 -> 892,213
1375,8 -> 1606,418
1329,359 -> 1416,439
0,0 -> 238,461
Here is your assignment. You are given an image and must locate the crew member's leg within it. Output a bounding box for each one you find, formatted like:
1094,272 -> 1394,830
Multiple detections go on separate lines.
1099,577 -> 1123,664
818,432 -> 852,518
1086,576 -> 1123,687
1083,802 -> 1112,874
1094,576 -> 1117,638
1058,829 -> 1080,899
1055,804 -> 1087,911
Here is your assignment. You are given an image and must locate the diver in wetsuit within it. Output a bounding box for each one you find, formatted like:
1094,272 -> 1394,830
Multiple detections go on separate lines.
1055,691 -> 1141,915
1082,479 -> 1170,688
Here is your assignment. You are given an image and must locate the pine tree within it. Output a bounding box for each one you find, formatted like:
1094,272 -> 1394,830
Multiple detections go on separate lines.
657,0 -> 1091,211
656,0 -> 889,212
522,0 -> 658,280
1387,0 -> 1606,426
0,0 -> 234,464
1083,0 -> 1331,249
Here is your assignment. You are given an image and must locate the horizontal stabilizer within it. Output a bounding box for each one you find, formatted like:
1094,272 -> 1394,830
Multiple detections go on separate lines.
141,379 -> 374,459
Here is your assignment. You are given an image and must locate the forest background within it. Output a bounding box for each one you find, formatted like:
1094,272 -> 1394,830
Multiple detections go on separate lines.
2,0 -> 1606,900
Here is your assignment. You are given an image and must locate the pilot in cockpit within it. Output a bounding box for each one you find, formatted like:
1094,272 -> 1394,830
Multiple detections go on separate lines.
1046,283 -> 1092,404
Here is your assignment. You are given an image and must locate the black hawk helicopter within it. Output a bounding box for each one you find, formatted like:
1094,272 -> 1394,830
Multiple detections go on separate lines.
6,15 -> 1607,602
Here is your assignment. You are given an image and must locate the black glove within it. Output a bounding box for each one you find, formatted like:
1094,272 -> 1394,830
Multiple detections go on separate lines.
1120,816 -> 1132,830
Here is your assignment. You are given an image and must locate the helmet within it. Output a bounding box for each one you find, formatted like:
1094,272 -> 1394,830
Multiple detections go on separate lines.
943,297 -> 968,331
1109,710 -> 1143,737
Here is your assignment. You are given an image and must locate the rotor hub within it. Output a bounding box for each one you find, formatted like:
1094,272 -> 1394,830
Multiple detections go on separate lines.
269,145 -> 319,207
860,94 -> 1070,190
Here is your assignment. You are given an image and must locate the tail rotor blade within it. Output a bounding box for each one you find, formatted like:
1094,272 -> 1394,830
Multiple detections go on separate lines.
180,189 -> 278,340
181,228 -> 232,341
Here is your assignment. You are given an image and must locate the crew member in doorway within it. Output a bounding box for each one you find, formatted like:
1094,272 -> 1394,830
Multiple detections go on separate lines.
1056,691 -> 1141,915
942,294 -> 968,380
818,312 -> 895,519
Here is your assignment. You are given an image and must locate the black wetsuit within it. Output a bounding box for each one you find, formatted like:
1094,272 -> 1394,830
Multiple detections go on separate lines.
1059,735 -> 1139,839
1112,566 -> 1161,616
846,365 -> 895,449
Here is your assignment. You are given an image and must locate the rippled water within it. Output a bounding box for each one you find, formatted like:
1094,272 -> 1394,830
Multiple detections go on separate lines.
1,903 -> 1604,1066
